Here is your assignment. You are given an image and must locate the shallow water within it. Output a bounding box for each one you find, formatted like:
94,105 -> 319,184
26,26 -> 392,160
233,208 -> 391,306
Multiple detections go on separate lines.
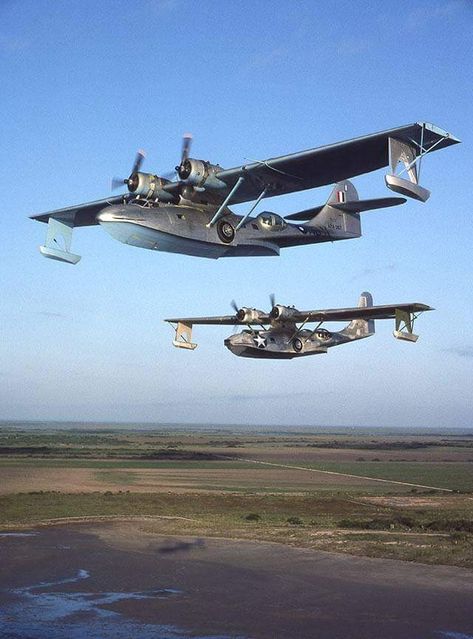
1,526 -> 471,639
0,568 -> 245,639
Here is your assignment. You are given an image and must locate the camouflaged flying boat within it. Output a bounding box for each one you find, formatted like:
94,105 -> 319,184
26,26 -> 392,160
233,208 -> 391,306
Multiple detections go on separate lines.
31,122 -> 459,263
166,292 -> 432,359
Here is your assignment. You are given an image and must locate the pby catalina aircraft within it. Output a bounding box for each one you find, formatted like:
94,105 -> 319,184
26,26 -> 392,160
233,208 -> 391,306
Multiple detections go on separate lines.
31,123 -> 459,263
166,293 -> 432,359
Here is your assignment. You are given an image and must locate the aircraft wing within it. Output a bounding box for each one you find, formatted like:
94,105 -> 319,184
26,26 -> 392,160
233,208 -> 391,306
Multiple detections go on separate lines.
292,303 -> 433,323
30,195 -> 127,226
213,122 -> 459,205
165,314 -> 270,326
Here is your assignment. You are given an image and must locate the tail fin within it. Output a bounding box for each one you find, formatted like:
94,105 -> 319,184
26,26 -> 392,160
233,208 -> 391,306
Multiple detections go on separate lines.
285,180 -> 405,237
327,180 -> 359,206
304,180 -> 361,236
342,292 -> 375,340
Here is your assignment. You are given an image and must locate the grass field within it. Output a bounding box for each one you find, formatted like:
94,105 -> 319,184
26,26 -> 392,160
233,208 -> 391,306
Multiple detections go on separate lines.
1,426 -> 472,568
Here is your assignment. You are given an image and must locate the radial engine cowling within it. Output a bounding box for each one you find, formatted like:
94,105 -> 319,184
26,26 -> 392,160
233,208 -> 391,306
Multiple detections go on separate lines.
236,307 -> 266,324
128,172 -> 175,202
270,305 -> 298,321
178,159 -> 226,190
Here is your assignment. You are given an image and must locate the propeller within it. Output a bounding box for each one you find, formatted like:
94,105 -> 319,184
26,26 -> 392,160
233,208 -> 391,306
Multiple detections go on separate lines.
175,133 -> 194,179
269,293 -> 276,309
111,134 -> 194,192
111,149 -> 146,191
230,300 -> 242,334
181,133 -> 193,164
230,299 -> 248,323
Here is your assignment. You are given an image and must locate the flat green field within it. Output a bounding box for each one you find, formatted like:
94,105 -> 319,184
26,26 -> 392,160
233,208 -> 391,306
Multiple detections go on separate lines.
294,461 -> 473,491
1,426 -> 472,568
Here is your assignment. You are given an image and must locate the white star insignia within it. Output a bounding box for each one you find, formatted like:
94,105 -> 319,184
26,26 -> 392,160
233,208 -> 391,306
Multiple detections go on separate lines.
253,334 -> 267,348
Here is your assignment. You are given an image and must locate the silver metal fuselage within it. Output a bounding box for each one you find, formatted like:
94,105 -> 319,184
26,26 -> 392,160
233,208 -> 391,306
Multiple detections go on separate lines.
96,202 -> 359,259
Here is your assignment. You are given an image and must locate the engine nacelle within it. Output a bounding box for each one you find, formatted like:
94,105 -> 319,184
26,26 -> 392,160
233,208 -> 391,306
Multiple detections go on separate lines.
128,172 -> 175,202
270,305 -> 298,321
236,307 -> 266,324
178,159 -> 226,190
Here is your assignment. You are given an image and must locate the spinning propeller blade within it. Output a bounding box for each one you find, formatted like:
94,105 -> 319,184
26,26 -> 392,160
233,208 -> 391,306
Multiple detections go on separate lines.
131,150 -> 146,174
111,149 -> 146,191
231,299 -> 239,314
181,133 -> 193,164
111,177 -> 126,191
230,300 -> 241,334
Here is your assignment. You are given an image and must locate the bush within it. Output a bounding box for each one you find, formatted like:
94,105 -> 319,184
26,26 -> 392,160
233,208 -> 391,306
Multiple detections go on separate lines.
287,516 -> 303,525
394,515 -> 416,528
427,519 -> 473,533
245,512 -> 261,522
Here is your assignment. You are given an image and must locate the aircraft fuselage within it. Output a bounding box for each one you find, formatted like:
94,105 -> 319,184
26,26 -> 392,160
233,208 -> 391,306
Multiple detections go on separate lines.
223,327 -> 369,359
96,202 -> 359,259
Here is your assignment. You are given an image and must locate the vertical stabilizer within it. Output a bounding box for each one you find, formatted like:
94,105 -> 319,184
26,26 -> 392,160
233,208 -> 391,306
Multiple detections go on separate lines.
342,291 -> 375,339
327,180 -> 359,205
305,180 -> 361,237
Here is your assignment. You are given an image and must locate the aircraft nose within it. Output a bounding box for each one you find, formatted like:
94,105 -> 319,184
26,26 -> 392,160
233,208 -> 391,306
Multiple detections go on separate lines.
224,335 -> 240,350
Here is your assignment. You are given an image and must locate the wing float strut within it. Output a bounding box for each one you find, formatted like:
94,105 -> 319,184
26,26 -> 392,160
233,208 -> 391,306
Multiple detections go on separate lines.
385,123 -> 456,202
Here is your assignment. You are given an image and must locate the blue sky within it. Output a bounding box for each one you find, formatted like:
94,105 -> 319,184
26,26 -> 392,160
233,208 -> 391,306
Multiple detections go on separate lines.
0,0 -> 472,427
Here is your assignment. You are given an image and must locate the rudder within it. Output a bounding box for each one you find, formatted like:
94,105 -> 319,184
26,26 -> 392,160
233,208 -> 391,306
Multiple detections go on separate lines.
305,180 -> 361,236
342,291 -> 375,339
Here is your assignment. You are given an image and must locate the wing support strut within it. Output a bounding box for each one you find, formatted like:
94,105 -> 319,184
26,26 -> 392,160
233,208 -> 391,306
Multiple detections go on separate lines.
393,309 -> 421,342
171,321 -> 197,350
304,320 -> 324,343
286,316 -> 311,344
207,176 -> 245,227
235,188 -> 267,231
39,218 -> 81,265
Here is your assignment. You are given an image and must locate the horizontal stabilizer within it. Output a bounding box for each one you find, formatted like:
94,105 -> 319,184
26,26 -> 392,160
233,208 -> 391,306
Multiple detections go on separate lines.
285,196 -> 405,221
332,196 -> 406,212
284,205 -> 324,221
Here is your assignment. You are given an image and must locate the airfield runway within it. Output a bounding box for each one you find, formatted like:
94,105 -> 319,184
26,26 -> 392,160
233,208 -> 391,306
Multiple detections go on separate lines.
0,521 -> 472,639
